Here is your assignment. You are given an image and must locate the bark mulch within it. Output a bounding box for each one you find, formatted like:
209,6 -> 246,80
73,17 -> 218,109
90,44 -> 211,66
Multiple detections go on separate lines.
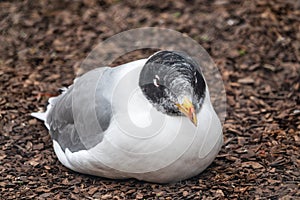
0,0 -> 299,199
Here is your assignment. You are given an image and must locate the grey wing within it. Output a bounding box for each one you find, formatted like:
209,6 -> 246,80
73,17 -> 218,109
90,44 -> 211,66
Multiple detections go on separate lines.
46,67 -> 112,152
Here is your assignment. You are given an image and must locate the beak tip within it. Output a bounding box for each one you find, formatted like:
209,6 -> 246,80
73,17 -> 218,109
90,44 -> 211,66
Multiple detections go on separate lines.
192,118 -> 198,127
176,97 -> 198,127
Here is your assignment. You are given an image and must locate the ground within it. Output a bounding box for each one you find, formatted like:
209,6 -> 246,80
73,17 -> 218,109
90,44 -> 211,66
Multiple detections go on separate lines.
0,0 -> 299,199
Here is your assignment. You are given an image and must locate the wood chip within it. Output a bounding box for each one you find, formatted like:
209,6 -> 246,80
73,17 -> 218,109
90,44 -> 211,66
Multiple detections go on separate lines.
242,161 -> 264,169
238,77 -> 255,84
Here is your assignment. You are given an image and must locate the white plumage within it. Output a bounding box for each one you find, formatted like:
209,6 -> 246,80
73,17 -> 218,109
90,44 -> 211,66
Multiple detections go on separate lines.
32,51 -> 223,183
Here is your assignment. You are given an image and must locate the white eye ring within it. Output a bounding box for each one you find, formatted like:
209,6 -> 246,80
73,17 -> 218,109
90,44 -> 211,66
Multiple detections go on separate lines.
153,78 -> 159,87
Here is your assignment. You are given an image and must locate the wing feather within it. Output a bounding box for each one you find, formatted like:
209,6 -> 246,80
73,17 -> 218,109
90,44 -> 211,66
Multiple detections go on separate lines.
46,67 -> 111,152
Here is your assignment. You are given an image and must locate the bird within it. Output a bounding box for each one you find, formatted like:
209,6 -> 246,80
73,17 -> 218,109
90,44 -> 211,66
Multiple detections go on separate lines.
31,50 -> 223,183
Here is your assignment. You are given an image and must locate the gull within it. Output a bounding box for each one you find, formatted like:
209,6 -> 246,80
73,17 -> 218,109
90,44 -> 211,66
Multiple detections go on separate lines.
32,51 -> 223,183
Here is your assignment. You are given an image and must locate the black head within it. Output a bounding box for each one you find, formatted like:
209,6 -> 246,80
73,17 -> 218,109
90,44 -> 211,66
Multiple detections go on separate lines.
139,51 -> 206,125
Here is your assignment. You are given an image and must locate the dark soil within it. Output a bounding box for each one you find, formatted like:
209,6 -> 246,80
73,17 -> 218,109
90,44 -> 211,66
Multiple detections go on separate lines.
1,0 -> 299,199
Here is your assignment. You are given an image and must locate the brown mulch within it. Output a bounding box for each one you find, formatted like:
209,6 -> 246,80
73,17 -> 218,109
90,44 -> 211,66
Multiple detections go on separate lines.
0,0 -> 299,199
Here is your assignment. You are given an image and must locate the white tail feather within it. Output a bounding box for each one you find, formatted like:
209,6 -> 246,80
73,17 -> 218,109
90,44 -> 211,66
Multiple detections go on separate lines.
31,112 -> 47,121
31,95 -> 60,130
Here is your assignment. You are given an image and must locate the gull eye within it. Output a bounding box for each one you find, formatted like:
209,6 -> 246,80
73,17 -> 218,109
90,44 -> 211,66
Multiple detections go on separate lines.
153,75 -> 160,87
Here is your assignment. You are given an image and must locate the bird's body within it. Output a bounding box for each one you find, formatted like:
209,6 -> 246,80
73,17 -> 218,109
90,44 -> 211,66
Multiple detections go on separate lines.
32,51 -> 223,183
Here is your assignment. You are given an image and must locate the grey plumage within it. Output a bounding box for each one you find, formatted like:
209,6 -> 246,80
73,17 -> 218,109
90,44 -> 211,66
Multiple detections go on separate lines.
47,67 -> 113,152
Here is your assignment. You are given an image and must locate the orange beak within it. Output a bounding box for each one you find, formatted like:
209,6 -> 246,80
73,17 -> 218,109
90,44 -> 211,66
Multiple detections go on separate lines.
176,97 -> 197,126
